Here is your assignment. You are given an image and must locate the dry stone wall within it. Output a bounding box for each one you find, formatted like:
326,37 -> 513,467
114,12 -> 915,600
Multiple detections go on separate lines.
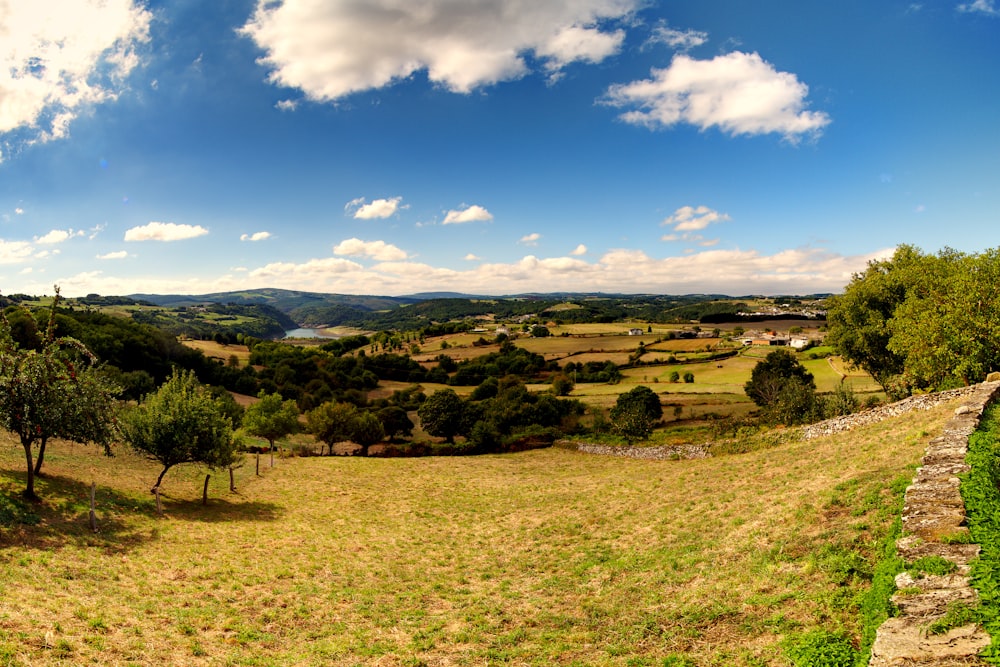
868,381 -> 1000,666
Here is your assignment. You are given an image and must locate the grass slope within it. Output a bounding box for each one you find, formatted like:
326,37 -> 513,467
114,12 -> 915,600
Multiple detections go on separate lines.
0,402 -> 956,666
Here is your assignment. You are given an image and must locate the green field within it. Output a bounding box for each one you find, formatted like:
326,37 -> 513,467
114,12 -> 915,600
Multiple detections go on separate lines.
0,397 -> 956,666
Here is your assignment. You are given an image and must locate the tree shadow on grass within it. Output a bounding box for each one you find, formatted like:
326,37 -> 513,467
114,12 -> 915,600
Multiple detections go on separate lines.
0,468 -> 283,553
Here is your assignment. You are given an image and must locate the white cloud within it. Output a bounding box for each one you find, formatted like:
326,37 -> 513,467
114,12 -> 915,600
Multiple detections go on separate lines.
97,250 -> 128,260
35,229 -> 84,244
464,253 -> 482,261
536,25 -> 624,71
443,205 -> 494,224
958,0 -> 999,15
240,231 -> 272,242
348,196 -> 405,220
239,0 -> 639,100
333,237 -> 408,261
0,0 -> 151,146
662,205 -> 730,232
570,244 -> 587,256
603,51 -> 831,140
0,239 -> 34,264
275,99 -> 298,111
124,222 -> 209,242
520,233 -> 541,246
14,208 -> 24,215
648,23 -> 708,52
24,244 -> 890,298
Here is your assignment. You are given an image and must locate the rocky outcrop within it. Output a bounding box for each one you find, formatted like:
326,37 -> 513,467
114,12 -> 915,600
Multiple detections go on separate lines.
868,381 -> 1000,666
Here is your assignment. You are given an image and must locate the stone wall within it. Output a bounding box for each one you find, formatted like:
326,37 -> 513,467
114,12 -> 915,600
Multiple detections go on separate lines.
869,381 -> 1000,666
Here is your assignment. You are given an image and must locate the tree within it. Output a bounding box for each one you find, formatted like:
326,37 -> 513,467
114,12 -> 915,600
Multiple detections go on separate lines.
744,349 -> 815,408
683,372 -> 694,383
550,373 -> 574,396
826,245 -> 923,395
887,248 -> 1000,390
307,401 -> 358,455
0,291 -> 121,499
122,369 -> 239,493
417,388 -> 466,443
609,385 -> 663,444
376,406 -> 413,441
243,391 -> 299,455
609,401 -> 654,443
351,411 -> 385,456
744,349 -> 820,425
531,325 -> 550,338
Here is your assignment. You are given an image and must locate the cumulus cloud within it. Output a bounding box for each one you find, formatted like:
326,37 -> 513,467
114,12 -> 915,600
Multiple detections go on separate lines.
239,0 -> 638,100
333,237 -> 408,261
648,23 -> 708,51
275,99 -> 298,111
570,244 -> 588,256
347,196 -> 406,220
97,250 -> 128,260
603,51 -> 831,140
464,253 -> 482,261
35,229 -> 84,244
0,0 -> 151,147
520,233 -> 541,246
241,231 -> 272,242
124,222 -> 209,242
443,205 -> 494,225
15,208 -> 24,215
27,245 -> 890,298
0,239 -> 35,264
958,0 -> 999,14
662,205 -> 730,232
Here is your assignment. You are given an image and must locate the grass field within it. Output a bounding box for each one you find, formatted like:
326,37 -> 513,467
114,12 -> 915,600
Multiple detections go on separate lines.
0,399 -> 957,666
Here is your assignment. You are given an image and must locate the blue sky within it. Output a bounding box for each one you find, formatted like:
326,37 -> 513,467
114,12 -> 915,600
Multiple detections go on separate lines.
1,0 -> 998,297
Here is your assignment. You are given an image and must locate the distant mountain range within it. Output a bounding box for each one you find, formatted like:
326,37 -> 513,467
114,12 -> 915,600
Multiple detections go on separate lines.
126,288 -> 832,332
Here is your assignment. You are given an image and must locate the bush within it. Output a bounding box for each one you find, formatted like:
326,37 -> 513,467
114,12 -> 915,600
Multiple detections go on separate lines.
823,383 -> 859,418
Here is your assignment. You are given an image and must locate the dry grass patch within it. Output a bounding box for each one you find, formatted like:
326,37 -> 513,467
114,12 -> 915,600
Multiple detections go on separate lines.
0,402 -> 954,665
180,340 -> 251,366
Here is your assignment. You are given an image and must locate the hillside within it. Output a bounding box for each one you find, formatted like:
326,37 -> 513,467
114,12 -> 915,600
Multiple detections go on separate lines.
126,289 -> 829,330
0,398 -> 964,665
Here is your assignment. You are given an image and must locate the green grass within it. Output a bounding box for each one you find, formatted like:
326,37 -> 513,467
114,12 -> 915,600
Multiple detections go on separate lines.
0,401 -> 958,665
961,402 -> 1000,662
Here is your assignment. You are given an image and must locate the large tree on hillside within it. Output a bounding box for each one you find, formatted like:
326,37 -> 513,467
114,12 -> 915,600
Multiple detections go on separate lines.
826,245 -> 923,396
0,291 -> 121,500
887,248 -> 1000,390
122,369 -> 239,493
829,245 -> 1000,394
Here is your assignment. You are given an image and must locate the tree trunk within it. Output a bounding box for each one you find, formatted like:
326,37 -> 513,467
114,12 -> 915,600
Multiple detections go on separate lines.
269,443 -> 274,468
33,436 -> 48,477
255,452 -> 260,476
202,474 -> 210,505
229,467 -> 236,492
88,482 -> 98,532
151,465 -> 172,494
21,440 -> 37,501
